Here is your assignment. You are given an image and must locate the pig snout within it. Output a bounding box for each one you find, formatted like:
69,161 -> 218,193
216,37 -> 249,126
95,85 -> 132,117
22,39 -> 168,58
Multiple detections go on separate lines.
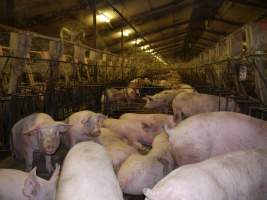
44,144 -> 58,155
42,138 -> 59,155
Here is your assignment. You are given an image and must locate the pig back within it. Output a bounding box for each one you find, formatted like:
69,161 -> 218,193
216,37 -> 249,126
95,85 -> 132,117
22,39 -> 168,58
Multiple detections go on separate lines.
167,112 -> 267,165
57,142 -> 123,200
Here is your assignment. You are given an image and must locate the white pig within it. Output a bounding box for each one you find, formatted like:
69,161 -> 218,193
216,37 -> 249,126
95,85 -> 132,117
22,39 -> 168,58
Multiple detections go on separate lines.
101,87 -> 140,112
96,128 -> 137,171
11,113 -> 70,173
118,133 -> 175,195
120,113 -> 179,129
143,89 -> 194,113
172,92 -> 239,120
102,118 -> 165,150
0,164 -> 60,200
165,112 -> 267,166
62,110 -> 107,148
144,149 -> 267,200
56,142 -> 123,200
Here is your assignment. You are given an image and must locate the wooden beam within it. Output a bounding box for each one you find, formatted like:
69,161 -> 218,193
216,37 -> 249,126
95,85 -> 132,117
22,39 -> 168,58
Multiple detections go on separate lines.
212,17 -> 243,26
98,1 -> 198,37
228,0 -> 267,10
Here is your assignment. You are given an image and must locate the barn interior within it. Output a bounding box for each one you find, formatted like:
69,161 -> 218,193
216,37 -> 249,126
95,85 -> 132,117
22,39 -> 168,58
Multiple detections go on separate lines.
0,0 -> 267,200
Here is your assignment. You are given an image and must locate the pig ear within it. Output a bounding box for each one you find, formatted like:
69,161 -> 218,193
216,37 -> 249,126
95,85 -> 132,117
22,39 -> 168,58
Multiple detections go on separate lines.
81,116 -> 92,124
96,114 -> 107,121
163,124 -> 174,137
23,125 -> 41,136
142,123 -> 151,132
54,122 -> 72,133
23,167 -> 40,198
49,163 -> 60,185
142,123 -> 158,133
143,188 -> 158,199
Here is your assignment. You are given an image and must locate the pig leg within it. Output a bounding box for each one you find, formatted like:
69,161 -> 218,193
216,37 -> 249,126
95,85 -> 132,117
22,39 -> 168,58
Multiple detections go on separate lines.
24,150 -> 34,172
45,155 -> 54,174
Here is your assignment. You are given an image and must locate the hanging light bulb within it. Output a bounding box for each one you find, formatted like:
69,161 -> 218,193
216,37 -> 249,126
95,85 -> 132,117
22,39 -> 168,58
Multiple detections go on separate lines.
97,13 -> 110,23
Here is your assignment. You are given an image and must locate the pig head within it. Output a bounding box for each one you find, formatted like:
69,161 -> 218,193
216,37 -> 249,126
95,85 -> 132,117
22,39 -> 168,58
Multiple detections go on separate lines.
23,164 -> 60,200
82,113 -> 107,137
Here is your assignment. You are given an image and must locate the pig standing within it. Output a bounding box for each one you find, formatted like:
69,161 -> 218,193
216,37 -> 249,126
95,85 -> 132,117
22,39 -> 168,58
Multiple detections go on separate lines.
143,88 -> 194,113
144,149 -> 267,200
96,128 -> 137,171
56,142 -> 123,200
101,87 -> 140,112
62,110 -> 107,148
0,164 -> 60,200
11,113 -> 70,173
128,78 -> 151,88
172,92 -> 239,120
118,133 -> 175,195
102,118 -> 169,150
165,112 -> 267,166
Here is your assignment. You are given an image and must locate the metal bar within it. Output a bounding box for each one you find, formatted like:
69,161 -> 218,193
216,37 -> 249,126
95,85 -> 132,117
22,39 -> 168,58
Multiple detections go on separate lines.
105,0 -> 160,55
92,0 -> 97,49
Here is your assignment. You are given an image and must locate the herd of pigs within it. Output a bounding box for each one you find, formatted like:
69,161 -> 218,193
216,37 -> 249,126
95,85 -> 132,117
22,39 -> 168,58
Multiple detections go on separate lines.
0,71 -> 266,200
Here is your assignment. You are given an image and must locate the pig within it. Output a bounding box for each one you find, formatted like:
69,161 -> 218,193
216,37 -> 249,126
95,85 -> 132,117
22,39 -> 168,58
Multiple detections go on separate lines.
128,78 -> 151,88
101,87 -> 140,112
56,142 -> 123,200
164,112 -> 267,166
144,149 -> 267,200
120,113 -> 179,129
143,89 -> 194,113
102,118 -> 172,150
172,92 -> 239,120
62,110 -> 107,148
96,128 -> 137,171
118,133 -> 175,195
0,164 -> 60,200
11,113 -> 71,173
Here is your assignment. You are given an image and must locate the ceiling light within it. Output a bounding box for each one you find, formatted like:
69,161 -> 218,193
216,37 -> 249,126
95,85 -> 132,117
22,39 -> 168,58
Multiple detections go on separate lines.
123,30 -> 129,37
140,45 -> 149,50
97,13 -> 110,23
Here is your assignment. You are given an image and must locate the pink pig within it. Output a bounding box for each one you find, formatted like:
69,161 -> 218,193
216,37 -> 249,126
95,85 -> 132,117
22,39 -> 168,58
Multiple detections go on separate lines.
165,112 -> 267,166
11,113 -> 71,173
0,164 -> 60,200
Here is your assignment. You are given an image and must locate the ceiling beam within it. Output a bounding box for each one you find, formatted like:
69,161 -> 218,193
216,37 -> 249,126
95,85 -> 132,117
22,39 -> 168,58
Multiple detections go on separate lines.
97,0 -> 199,37
228,0 -> 267,10
205,29 -> 227,36
212,17 -> 243,26
105,0 -> 160,55
157,42 -> 184,52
